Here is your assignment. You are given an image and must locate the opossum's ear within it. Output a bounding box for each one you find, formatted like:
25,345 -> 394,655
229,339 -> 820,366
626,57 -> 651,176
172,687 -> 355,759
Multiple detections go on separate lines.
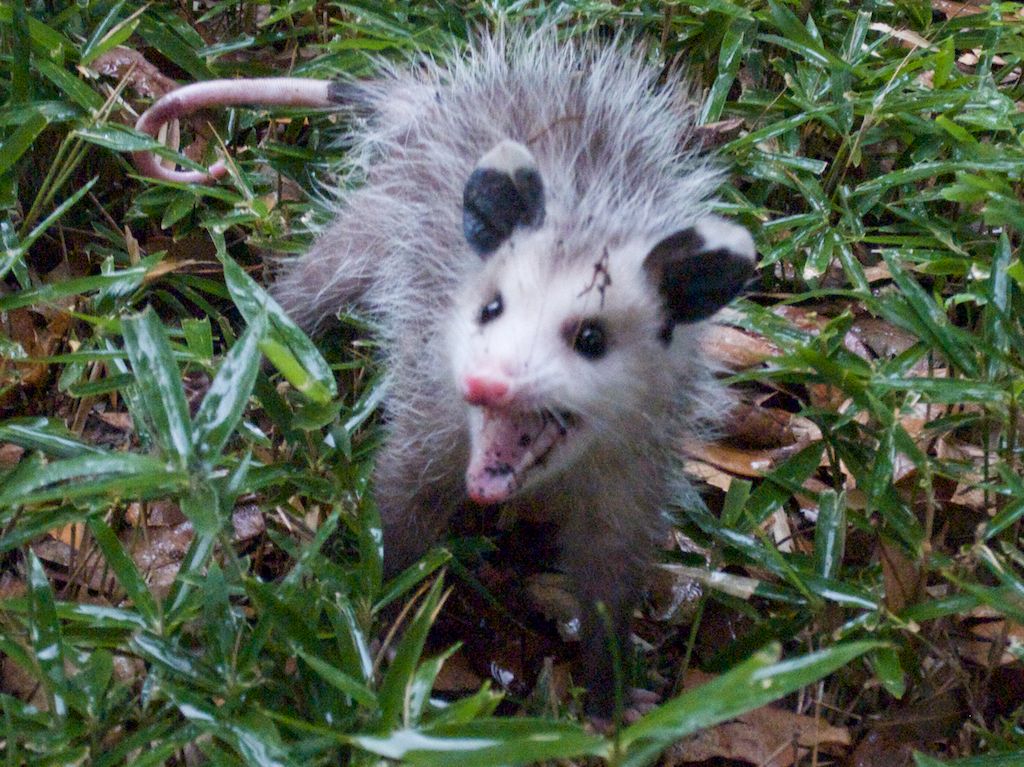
463,140 -> 545,256
644,215 -> 756,334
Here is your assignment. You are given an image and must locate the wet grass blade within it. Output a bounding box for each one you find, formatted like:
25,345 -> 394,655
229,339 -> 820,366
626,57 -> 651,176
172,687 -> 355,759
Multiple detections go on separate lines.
0,417 -> 107,458
0,452 -> 186,508
351,718 -> 607,766
26,552 -> 73,720
87,518 -> 161,628
192,312 -> 266,461
120,307 -> 193,467
216,245 -> 337,404
377,576 -> 446,729
618,641 -> 883,759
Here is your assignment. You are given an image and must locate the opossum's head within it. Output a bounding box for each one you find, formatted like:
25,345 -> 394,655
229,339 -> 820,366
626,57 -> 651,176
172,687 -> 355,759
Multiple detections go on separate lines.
450,140 -> 755,505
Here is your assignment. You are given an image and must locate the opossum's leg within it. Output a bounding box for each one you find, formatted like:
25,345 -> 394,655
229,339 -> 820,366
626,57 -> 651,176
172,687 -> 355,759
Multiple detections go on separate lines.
559,523 -> 649,718
376,448 -> 464,573
272,223 -> 378,334
375,420 -> 467,578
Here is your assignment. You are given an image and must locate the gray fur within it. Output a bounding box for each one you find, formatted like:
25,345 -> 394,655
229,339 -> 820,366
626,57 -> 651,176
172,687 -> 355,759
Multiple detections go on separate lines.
273,27 -> 747,716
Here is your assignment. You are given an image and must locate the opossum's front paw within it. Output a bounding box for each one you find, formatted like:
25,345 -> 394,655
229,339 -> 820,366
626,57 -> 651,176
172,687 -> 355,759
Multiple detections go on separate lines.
624,687 -> 660,721
585,688 -> 661,733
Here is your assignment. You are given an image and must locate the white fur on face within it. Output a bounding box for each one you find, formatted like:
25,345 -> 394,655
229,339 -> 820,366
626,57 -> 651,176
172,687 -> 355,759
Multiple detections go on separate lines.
452,232 -> 665,406
448,228 -> 687,498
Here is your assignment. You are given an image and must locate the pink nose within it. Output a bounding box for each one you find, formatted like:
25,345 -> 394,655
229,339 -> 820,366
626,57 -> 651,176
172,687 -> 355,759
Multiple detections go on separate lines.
462,375 -> 510,406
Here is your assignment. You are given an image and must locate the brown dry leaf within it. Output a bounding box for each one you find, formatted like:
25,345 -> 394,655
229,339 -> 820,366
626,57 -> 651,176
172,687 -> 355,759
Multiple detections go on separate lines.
682,440 -> 777,478
850,692 -> 965,767
931,0 -> 989,19
0,571 -> 26,600
125,499 -> 187,527
142,258 -> 202,283
723,403 -> 822,450
772,304 -> 828,333
847,727 -> 919,767
879,538 -> 924,614
432,649 -> 486,693
89,46 -> 179,100
695,117 -> 745,148
934,436 -> 989,512
0,443 -> 25,468
32,537 -> 113,593
1,654 -> 49,709
52,522 -> 87,547
683,457 -> 734,491
849,317 -> 922,361
960,605 -> 1024,666
723,403 -> 795,449
150,231 -> 219,267
94,410 -> 134,433
701,324 -> 779,369
864,263 -> 893,283
31,504 -> 266,601
661,669 -> 850,767
1,306 -> 71,396
808,382 -> 848,411
948,483 -> 988,513
958,50 -> 1009,70
130,506 -> 267,596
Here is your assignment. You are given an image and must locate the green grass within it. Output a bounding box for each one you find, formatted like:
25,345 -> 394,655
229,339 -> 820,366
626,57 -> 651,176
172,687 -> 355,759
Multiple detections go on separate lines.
2,1 -> 1024,765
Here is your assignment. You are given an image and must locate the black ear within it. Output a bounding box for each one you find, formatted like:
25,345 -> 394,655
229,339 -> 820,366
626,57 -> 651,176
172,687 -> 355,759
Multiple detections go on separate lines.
644,215 -> 756,336
463,140 -> 545,256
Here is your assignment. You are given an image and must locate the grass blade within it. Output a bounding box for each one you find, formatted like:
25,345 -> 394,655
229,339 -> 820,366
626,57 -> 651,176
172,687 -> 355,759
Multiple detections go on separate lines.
121,306 -> 193,467
619,641 -> 882,754
192,312 -> 266,460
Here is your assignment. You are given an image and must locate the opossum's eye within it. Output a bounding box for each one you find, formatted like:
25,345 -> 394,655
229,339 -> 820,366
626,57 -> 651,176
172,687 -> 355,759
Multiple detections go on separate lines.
463,140 -> 545,256
643,216 -> 756,336
571,320 -> 608,360
479,293 -> 504,324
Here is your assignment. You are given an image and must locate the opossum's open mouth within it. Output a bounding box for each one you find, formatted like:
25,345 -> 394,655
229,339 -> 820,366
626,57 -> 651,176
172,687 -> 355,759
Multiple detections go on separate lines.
466,407 -> 576,505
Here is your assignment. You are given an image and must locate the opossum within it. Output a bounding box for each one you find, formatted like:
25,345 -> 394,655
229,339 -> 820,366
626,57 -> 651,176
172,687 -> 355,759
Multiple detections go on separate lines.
133,27 -> 756,717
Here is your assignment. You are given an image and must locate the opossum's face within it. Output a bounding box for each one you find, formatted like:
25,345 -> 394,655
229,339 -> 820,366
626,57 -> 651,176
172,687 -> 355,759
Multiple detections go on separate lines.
452,140 -> 755,506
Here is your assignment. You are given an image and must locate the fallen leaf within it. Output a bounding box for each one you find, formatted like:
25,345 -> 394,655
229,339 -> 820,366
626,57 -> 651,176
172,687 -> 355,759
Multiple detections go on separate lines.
931,0 -> 990,20
847,727 -> 918,767
879,538 -> 923,614
682,440 -> 777,478
722,403 -> 799,449
89,46 -> 179,100
701,324 -> 779,369
0,443 -> 25,468
850,692 -> 965,767
960,605 -> 1024,666
695,117 -> 745,148
432,649 -> 486,693
684,457 -> 735,491
94,410 -> 134,433
661,669 -> 850,767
